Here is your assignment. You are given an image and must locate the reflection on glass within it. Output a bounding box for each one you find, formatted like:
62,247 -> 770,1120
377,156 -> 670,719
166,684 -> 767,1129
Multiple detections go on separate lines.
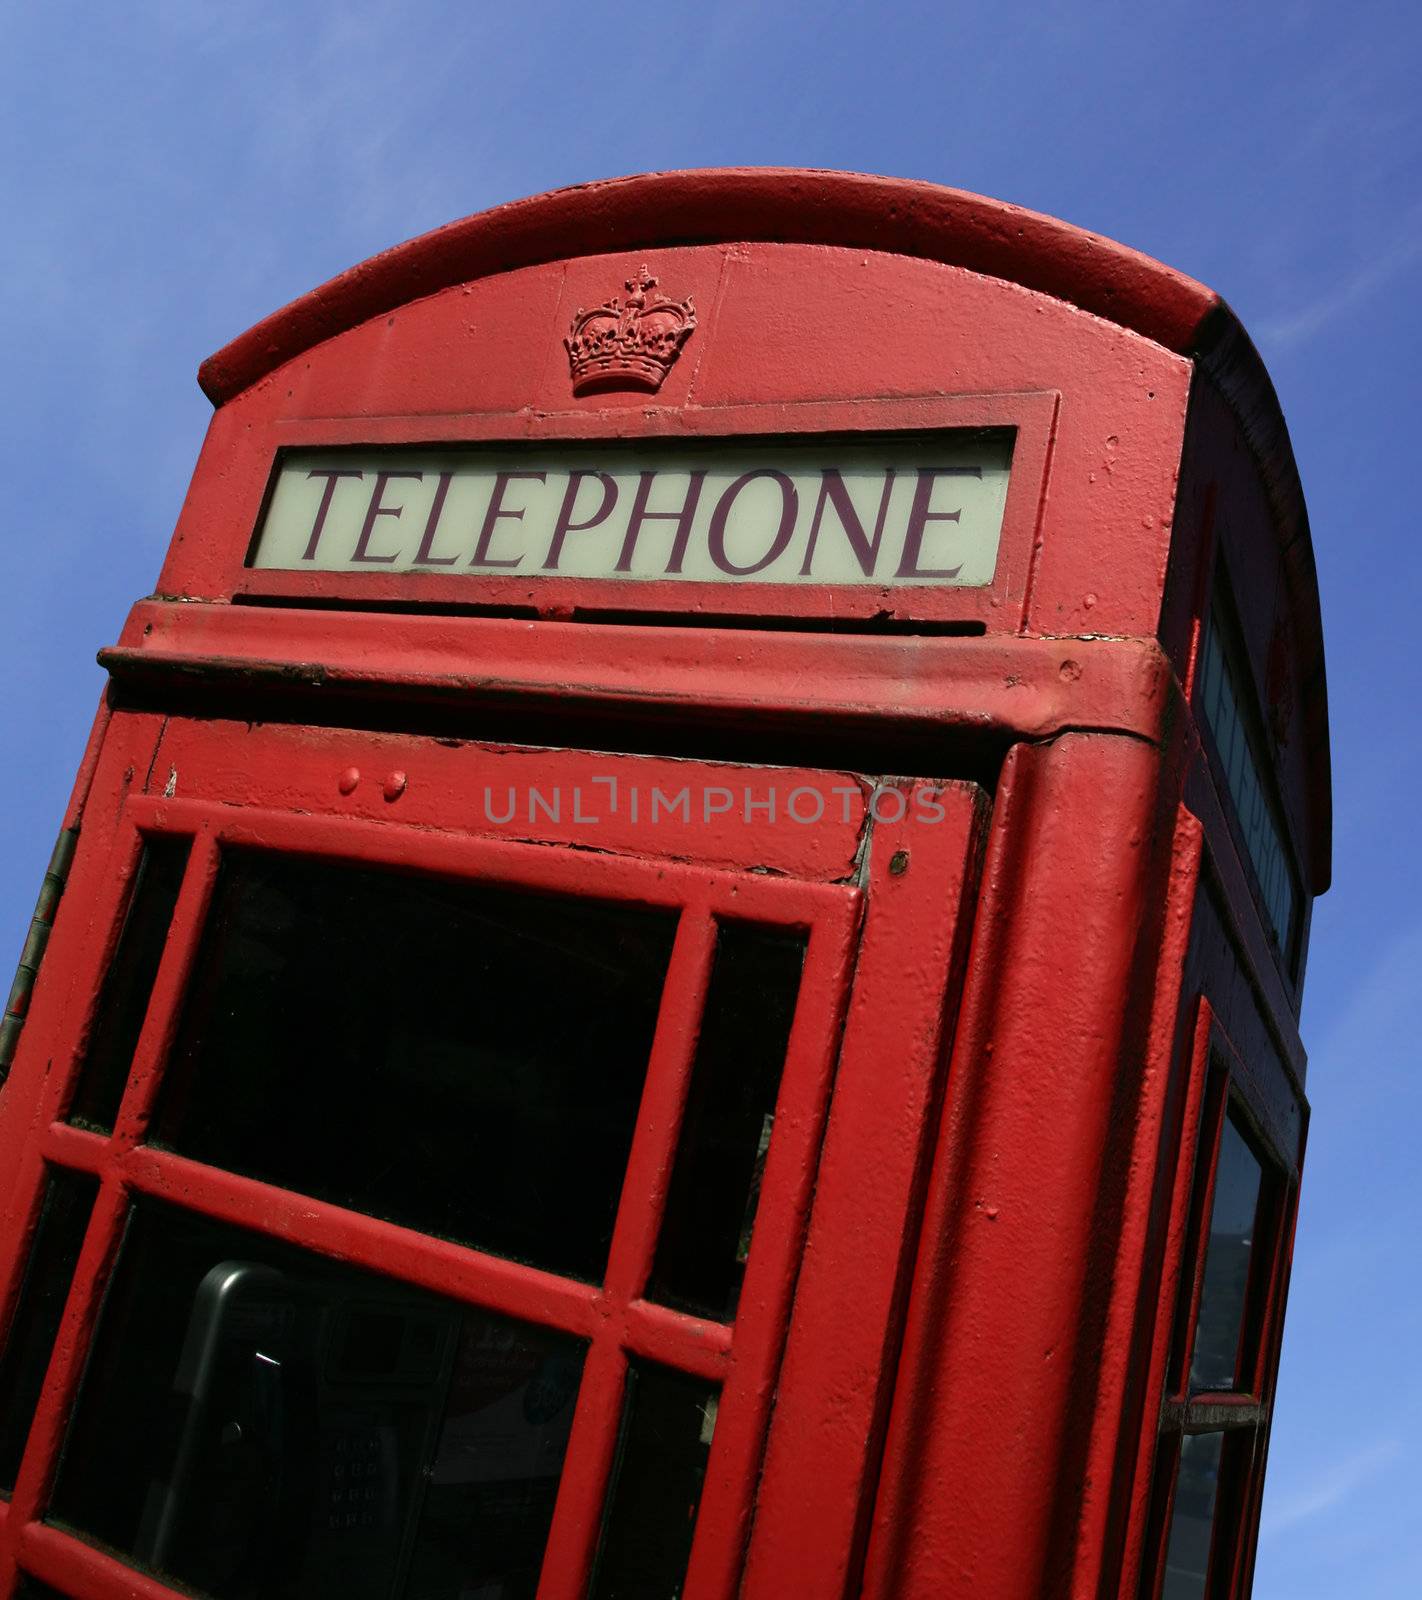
1190,1117 -> 1264,1392
151,851 -> 677,1283
67,835 -> 191,1132
0,1168 -> 98,1492
650,923 -> 805,1321
591,1361 -> 718,1600
50,1202 -> 585,1600
1160,1431 -> 1224,1600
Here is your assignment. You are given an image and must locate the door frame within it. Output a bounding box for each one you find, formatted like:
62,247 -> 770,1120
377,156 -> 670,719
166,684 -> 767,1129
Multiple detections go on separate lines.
0,713 -> 986,1600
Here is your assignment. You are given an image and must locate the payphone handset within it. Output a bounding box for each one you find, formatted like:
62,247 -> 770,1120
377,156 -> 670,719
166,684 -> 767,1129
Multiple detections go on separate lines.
136,1260 -> 460,1599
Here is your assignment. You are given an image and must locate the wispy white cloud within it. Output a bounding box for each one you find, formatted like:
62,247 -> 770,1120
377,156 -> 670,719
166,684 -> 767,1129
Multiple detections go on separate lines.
1308,916 -> 1422,1091
1261,1436 -> 1404,1538
1258,211 -> 1422,351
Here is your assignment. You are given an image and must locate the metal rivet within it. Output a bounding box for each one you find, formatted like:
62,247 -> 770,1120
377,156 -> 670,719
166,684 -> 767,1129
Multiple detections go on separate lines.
338,767 -> 361,795
383,771 -> 408,802
889,849 -> 910,876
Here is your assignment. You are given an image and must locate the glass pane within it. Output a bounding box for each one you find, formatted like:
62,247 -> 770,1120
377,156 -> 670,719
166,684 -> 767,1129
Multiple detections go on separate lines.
0,1167 -> 98,1491
67,834 -> 191,1132
1190,1116 -> 1264,1393
649,922 -> 805,1321
151,851 -> 677,1282
1160,1431 -> 1224,1600
591,1361 -> 718,1600
50,1200 -> 584,1600
16,1580 -> 71,1598
1198,612 -> 1297,954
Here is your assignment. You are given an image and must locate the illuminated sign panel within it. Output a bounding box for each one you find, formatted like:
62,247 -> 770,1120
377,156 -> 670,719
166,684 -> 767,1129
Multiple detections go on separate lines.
250,435 -> 1013,587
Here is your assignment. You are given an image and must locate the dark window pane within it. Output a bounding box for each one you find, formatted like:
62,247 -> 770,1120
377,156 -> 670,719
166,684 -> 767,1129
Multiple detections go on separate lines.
0,1168 -> 98,1491
50,1201 -> 584,1600
1190,1117 -> 1264,1392
16,1579 -> 72,1598
591,1362 -> 717,1600
1198,609 -> 1298,956
151,852 -> 677,1282
649,923 -> 805,1321
67,835 -> 191,1132
1160,1431 -> 1224,1600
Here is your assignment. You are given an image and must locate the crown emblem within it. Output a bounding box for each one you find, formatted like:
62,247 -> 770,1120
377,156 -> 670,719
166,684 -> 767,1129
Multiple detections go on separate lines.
565,266 -> 697,396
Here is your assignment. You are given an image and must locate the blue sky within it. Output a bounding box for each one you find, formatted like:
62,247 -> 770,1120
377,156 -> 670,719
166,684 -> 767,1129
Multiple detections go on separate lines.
3,3 -> 1419,1593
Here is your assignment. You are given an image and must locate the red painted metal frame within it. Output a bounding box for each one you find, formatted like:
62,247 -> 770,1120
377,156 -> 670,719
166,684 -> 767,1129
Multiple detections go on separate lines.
1118,976 -> 1218,1600
103,605 -> 1181,752
740,779 -> 987,1600
0,712 -> 986,1600
1046,795 -> 1207,1600
858,731 -> 1191,1600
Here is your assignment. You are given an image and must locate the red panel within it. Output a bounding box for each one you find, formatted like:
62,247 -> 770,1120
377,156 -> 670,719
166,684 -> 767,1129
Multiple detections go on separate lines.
693,247 -> 1186,638
146,717 -> 872,883
286,261 -> 568,420
1080,811 -> 1207,1600
738,779 -> 986,1600
861,734 -> 1170,1600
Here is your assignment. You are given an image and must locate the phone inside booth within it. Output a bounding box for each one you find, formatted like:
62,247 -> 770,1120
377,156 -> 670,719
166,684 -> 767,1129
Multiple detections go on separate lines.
53,1206 -> 584,1600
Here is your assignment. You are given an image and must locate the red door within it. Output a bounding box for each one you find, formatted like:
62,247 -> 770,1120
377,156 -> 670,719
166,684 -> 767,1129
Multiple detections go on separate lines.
0,713 -> 984,1600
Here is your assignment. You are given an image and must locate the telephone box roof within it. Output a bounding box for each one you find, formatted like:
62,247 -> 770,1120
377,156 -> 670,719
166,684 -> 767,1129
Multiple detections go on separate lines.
196,167 -> 1329,892
199,167 -> 1228,402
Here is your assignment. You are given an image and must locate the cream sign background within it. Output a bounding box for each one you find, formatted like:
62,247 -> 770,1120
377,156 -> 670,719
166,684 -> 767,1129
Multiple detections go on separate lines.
252,436 -> 1014,587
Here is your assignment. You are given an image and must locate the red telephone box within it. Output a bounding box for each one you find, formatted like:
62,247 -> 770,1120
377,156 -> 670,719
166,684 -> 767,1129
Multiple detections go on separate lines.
0,170 -> 1328,1600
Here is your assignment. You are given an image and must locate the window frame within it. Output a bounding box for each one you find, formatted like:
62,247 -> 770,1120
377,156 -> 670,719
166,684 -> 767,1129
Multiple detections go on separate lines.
1139,999 -> 1301,1600
0,716 -> 986,1600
